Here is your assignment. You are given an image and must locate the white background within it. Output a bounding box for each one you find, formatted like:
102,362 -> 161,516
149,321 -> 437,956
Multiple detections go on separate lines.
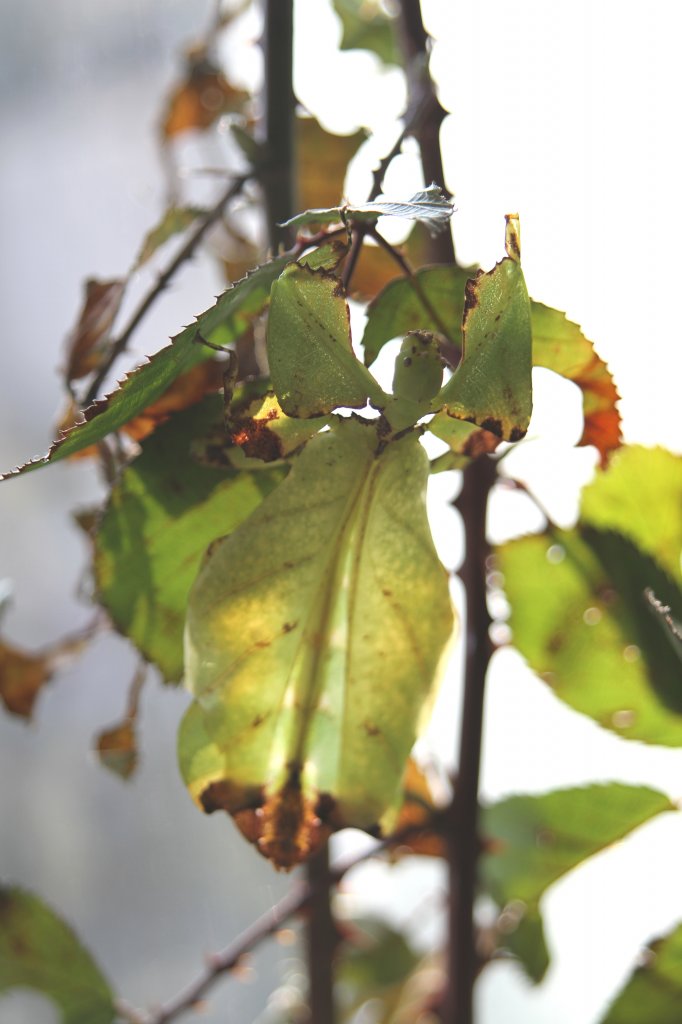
1,1 -> 681,1021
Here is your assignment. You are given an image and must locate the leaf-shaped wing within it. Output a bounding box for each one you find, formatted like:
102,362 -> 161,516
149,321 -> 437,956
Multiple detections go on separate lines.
182,417 -> 454,867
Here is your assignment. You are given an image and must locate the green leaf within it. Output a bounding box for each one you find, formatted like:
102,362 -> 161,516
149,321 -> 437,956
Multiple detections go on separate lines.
337,917 -> 420,1020
332,0 -> 401,65
601,922 -> 682,1023
95,397 -> 285,681
282,185 -> 454,235
135,206 -> 206,268
498,527 -> 682,745
266,264 -> 387,417
482,785 -> 674,982
182,417 -> 454,867
3,255 -> 291,478
0,886 -> 115,1024
362,265 -> 470,367
437,256 -> 533,441
581,446 -> 682,583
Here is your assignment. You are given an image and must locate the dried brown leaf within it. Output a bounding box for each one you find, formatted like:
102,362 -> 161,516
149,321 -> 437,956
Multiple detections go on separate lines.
162,52 -> 248,139
0,628 -> 94,719
96,722 -> 137,780
64,279 -> 125,383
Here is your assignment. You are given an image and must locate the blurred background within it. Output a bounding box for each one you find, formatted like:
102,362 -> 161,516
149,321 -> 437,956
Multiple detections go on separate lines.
1,1 -> 681,1021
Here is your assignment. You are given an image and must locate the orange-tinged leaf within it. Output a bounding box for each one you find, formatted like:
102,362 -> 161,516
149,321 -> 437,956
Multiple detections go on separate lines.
64,279 -> 125,383
122,359 -> 225,442
389,758 -> 446,858
162,53 -> 248,139
531,301 -> 622,465
297,116 -> 367,211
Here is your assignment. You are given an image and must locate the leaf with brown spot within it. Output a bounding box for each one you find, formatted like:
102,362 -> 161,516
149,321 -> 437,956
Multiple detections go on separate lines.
437,243 -> 533,441
499,525 -> 682,746
531,301 -> 622,465
135,206 -> 207,268
64,278 -> 125,384
228,392 -> 331,462
161,52 -> 248,139
182,418 -> 454,867
297,115 -> 367,212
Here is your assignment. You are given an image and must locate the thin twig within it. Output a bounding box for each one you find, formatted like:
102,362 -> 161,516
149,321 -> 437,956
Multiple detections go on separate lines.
83,175 -> 249,406
134,818 -> 442,1024
367,225 -> 458,349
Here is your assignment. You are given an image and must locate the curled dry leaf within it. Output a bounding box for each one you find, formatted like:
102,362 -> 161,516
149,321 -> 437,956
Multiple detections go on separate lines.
162,51 -> 248,139
95,664 -> 145,780
64,278 -> 125,384
0,628 -> 94,719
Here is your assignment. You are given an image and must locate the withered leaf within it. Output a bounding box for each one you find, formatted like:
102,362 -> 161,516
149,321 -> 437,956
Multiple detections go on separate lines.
96,721 -> 137,780
0,628 -> 93,719
64,279 -> 125,384
162,52 -> 248,139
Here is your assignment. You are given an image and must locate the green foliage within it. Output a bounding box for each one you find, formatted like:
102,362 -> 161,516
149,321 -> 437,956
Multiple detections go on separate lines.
94,397 -> 285,681
331,0 -> 401,65
482,785 -> 674,981
499,446 -> 682,745
267,264 -> 386,417
437,251 -> 533,440
601,922 -> 682,1023
0,886 -> 115,1024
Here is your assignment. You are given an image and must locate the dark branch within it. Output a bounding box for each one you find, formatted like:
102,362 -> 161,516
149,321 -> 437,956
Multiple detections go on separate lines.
396,0 -> 455,266
261,0 -> 295,251
83,175 -> 249,406
447,455 -> 497,1024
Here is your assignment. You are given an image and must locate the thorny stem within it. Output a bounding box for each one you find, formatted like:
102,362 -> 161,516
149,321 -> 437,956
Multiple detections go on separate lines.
260,3 -> 336,1020
448,456 -> 497,1024
397,0 -> 455,266
396,2 -> 494,1021
261,0 -> 295,251
83,174 -> 249,406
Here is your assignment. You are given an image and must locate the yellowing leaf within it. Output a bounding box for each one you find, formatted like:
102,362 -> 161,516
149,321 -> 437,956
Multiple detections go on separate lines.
182,417 -> 454,868
297,116 -> 367,212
